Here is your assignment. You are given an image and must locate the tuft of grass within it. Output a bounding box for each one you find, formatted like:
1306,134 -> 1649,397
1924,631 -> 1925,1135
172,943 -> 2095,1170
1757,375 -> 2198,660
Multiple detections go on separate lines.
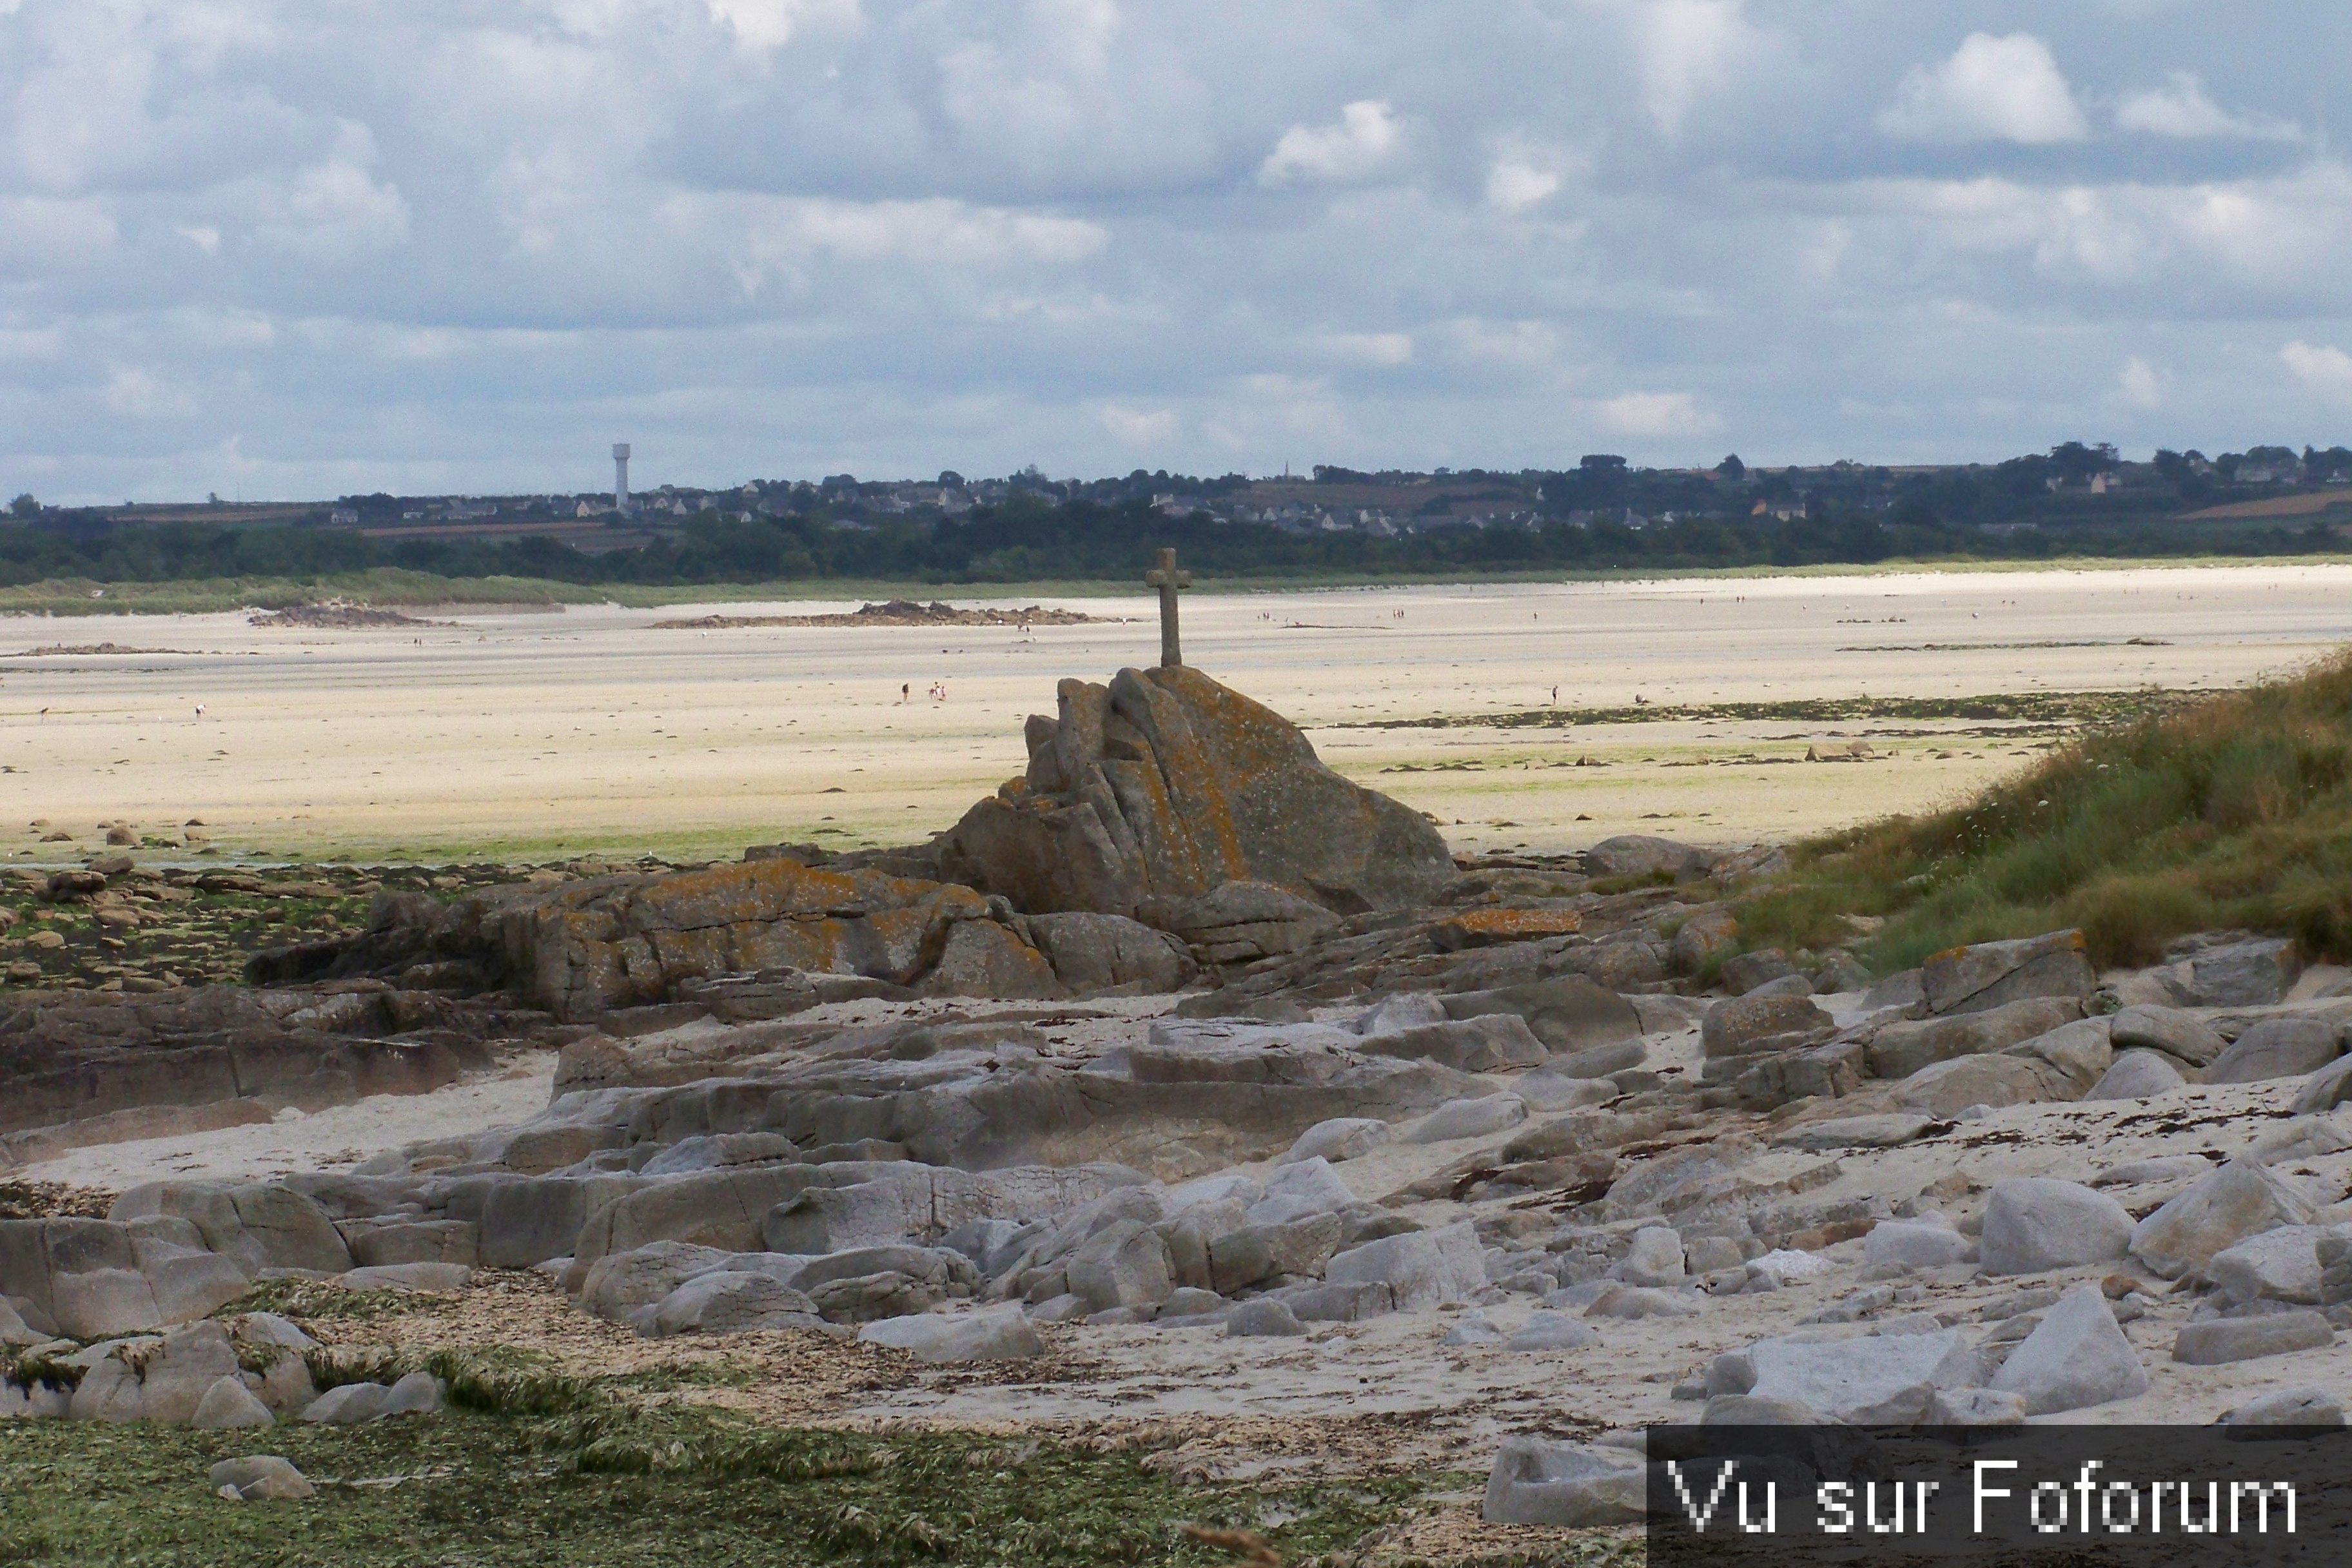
303,1346 -> 598,1418
1733,649 -> 2352,974
221,1277 -> 442,1322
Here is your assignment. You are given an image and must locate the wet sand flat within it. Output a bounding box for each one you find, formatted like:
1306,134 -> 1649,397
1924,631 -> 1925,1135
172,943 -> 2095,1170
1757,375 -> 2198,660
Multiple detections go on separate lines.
0,562 -> 2342,863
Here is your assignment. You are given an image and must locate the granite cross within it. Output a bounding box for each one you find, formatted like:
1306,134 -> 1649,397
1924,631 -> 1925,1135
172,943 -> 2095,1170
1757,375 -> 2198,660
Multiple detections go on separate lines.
1146,545 -> 1191,667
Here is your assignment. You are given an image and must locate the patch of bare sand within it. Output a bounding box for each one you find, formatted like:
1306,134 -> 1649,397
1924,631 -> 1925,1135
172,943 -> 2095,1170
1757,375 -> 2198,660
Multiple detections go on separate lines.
2,562 -> 2343,863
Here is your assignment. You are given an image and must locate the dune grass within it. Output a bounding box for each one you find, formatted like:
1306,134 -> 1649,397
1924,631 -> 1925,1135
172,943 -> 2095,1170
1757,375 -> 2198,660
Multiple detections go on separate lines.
1734,649 -> 2352,975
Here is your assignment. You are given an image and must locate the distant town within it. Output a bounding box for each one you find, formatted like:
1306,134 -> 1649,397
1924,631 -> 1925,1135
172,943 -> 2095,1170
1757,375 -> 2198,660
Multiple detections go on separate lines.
5,442 -> 2351,588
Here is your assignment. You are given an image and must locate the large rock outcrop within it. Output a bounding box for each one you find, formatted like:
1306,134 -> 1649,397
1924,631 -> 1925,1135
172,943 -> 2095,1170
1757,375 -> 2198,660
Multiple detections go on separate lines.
342,860 -> 1062,1020
938,665 -> 1455,917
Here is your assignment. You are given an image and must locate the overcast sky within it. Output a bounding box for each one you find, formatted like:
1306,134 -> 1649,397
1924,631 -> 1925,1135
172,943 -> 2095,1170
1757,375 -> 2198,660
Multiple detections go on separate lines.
4,1 -> 2349,501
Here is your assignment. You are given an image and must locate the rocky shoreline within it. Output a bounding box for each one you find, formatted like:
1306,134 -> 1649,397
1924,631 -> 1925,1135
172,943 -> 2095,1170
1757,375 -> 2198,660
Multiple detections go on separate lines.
6,663 -> 2352,1553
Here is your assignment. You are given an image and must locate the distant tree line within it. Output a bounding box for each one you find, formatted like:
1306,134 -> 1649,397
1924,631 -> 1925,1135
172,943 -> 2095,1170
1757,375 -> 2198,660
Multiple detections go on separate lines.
0,493 -> 2342,591
3,438 -> 2348,589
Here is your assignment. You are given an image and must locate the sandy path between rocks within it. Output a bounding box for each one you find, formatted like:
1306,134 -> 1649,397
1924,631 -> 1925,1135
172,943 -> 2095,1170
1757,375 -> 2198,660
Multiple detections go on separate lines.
1,562 -> 2342,862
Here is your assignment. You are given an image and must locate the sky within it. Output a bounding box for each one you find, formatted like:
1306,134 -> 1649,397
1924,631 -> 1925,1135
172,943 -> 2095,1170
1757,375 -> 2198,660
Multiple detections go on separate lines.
3,1 -> 2349,502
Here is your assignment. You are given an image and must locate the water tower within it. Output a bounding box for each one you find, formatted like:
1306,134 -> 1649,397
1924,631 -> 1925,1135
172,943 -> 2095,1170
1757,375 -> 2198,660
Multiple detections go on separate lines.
612,443 -> 631,513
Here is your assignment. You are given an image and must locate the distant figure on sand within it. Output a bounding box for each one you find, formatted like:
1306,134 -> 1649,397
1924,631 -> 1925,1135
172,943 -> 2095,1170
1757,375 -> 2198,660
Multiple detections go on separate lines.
901,683 -> 910,702
194,703 -> 205,718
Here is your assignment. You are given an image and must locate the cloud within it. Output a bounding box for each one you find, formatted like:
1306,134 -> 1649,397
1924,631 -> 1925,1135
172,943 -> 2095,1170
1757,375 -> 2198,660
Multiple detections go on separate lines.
705,0 -> 861,55
2117,356 -> 2163,409
1627,0 -> 1771,137
1487,159 -> 1561,213
1593,391 -> 1716,437
1445,318 -> 1560,368
1259,101 -> 1401,186
0,196 -> 117,270
1879,34 -> 2087,144
1852,164 -> 2352,295
2282,342 -> 2352,402
2115,72 -> 2301,141
1100,404 -> 1179,444
1,3 -> 2348,497
1320,331 -> 1414,367
101,367 -> 194,418
709,195 -> 1110,283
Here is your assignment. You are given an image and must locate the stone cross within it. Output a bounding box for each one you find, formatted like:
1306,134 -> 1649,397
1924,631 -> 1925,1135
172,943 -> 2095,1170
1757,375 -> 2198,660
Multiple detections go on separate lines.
1145,545 -> 1191,667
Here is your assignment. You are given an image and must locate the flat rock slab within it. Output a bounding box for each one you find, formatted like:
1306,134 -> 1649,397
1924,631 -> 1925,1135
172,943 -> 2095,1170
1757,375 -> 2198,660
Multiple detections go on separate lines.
2173,1312 -> 2335,1366
1431,908 -> 1583,950
1770,1113 -> 1932,1151
1745,1330 -> 1976,1424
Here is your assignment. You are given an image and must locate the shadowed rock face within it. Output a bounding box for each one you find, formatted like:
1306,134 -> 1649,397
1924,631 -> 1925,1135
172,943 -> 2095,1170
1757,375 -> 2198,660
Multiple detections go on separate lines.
939,665 -> 1455,918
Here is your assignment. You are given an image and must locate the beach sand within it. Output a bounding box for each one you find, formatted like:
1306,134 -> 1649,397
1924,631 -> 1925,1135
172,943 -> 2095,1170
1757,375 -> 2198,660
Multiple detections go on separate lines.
2,562 -> 2342,863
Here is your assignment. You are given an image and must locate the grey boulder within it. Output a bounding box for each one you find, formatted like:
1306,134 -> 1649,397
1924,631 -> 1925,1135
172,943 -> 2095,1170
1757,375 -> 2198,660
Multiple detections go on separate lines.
2157,937 -> 2302,1008
1864,1218 -> 1972,1271
1619,1228 -> 1685,1287
2108,1006 -> 2228,1068
1921,930 -> 2095,1015
1357,1016 -> 1548,1073
1744,1331 -> 1978,1424
379,1371 -> 445,1418
1987,1286 -> 2148,1415
1585,835 -> 1709,880
2208,1226 -> 2330,1306
1484,1437 -> 1647,1526
1277,1117 -> 1391,1166
1024,912 -> 1197,994
209,1456 -> 312,1502
2086,1050 -> 2190,1101
191,1377 -> 276,1430
1400,1094 -> 1525,1145
1979,1179 -> 2133,1275
2207,1017 -> 2344,1084
1441,977 -> 1642,1054
300,1382 -> 391,1424
2130,1160 -> 2317,1279
1225,1298 -> 1308,1338
1867,997 -> 2086,1081
1701,993 -> 1832,1058
651,1271 -> 823,1337
1324,1222 -> 1487,1313
858,1304 -> 1044,1362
